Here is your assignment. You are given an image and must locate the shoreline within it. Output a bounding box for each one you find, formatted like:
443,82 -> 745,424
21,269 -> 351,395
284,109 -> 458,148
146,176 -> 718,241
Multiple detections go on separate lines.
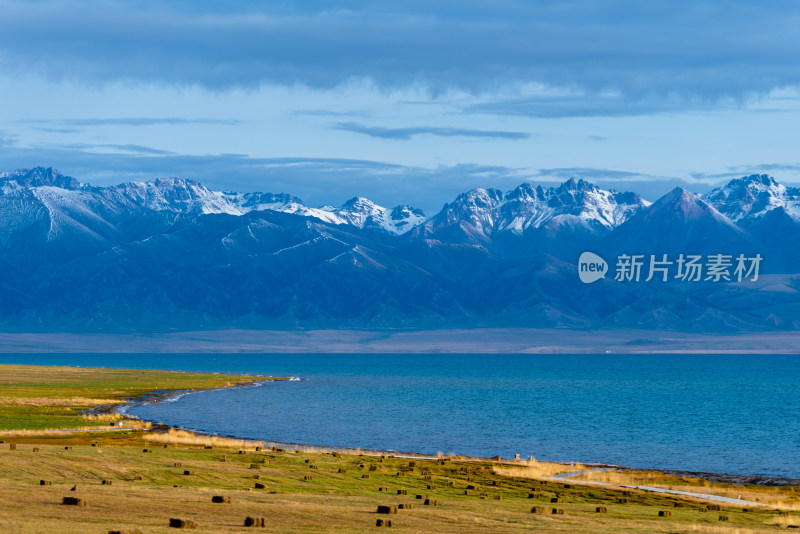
3,327 -> 800,353
120,383 -> 800,488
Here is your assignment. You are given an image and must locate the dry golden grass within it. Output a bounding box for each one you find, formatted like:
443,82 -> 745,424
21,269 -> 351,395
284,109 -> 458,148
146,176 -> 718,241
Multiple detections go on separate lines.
0,396 -> 124,407
144,428 -> 265,449
572,469 -> 800,510
493,458 -> 588,479
0,442 -> 790,533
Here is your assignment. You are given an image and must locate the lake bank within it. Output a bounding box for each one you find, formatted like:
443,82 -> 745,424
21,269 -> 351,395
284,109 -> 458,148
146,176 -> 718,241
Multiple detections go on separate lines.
1,363 -> 799,532
1,328 -> 800,353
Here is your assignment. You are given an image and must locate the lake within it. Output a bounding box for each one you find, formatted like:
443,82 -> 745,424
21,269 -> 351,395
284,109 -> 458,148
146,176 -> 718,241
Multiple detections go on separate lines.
1,353 -> 797,477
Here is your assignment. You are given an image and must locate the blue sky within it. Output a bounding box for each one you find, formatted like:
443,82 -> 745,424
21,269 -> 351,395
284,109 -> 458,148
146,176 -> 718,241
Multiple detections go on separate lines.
2,0 -> 800,213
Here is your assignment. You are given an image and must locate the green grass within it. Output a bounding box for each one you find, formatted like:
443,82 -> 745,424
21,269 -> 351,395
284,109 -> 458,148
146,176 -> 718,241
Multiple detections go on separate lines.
0,363 -> 282,431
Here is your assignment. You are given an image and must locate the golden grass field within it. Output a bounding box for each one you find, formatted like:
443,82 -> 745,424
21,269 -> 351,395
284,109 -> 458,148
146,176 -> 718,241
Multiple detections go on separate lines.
0,364 -> 798,533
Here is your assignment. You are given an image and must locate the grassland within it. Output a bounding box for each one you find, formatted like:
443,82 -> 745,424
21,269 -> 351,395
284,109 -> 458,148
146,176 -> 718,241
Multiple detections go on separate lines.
0,364 -> 798,533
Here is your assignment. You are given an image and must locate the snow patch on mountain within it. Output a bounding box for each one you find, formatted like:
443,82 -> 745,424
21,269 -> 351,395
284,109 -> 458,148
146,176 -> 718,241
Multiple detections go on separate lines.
704,174 -> 800,221
420,178 -> 649,239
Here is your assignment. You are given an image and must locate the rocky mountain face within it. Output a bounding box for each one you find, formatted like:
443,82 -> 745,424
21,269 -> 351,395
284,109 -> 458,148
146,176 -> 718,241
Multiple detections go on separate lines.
0,166 -> 798,332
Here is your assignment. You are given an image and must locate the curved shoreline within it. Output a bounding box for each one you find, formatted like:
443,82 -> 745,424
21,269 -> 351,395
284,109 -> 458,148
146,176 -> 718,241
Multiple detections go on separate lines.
121,382 -> 800,488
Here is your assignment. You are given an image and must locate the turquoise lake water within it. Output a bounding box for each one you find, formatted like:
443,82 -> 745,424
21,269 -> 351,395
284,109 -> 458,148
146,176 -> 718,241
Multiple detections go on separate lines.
1,353 -> 798,477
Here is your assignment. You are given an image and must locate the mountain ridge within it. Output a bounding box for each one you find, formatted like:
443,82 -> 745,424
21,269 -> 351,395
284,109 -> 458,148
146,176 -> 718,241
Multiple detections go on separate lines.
0,166 -> 797,332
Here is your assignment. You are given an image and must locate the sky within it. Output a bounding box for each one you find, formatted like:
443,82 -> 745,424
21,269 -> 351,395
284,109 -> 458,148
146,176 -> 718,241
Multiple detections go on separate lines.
2,1 -> 800,214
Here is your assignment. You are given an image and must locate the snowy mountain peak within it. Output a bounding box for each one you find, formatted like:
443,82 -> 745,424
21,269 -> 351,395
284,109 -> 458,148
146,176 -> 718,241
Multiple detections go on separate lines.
420,179 -> 648,241
108,178 -> 240,215
0,166 -> 81,190
704,174 -> 800,221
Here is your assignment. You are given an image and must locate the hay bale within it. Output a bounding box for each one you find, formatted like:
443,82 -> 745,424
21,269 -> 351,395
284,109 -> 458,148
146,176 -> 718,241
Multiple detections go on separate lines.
8,444 -> 17,450
254,483 -> 266,489
101,479 -> 113,485
718,515 -> 729,522
108,530 -> 143,534
378,487 -> 389,492
250,464 -> 260,469
304,459 -> 310,463
706,504 -> 721,511
133,475 -> 143,481
464,490 -> 474,495
369,465 -> 378,471
466,484 -> 477,490
338,469 -> 347,474
415,494 -> 427,499
494,495 -> 502,500
239,450 -> 245,455
527,493 -> 538,498
617,498 -> 628,504
551,508 -> 564,515
595,507 -> 607,513
375,519 -> 392,527
397,489 -> 407,495
62,497 -> 86,506
304,475 -> 313,481
183,471 -> 193,476
447,481 -> 454,487
40,480 -> 51,486
395,472 -> 403,477
423,475 -> 432,481
491,480 -> 500,486
376,505 -> 398,514
253,474 -> 260,479
531,506 -> 547,514
32,447 -> 39,453
64,446 -> 72,451
673,502 -> 683,507
427,484 -> 436,490
362,474 -> 371,479
204,446 -> 212,450
423,499 -> 437,506
551,497 -> 563,503
174,462 -> 182,468
244,516 -> 266,527
211,496 -> 231,504
168,518 -> 197,529
398,503 -> 412,509
142,449 -> 150,453
255,446 -> 262,452
276,448 -> 285,452
408,461 -> 416,468
658,510 -> 671,517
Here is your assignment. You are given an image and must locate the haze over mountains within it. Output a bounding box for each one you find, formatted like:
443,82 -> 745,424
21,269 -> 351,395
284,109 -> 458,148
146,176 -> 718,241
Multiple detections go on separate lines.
1,166 -> 798,332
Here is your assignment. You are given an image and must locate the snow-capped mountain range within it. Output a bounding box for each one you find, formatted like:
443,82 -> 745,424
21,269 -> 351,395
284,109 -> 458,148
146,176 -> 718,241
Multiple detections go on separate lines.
1,166 -> 800,332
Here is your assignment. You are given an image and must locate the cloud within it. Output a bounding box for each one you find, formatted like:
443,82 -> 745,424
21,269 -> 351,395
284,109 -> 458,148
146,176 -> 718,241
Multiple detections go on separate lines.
465,93 -> 715,119
586,135 -> 607,142
2,0 -> 800,108
21,118 -> 242,127
333,122 -> 529,140
31,127 -> 80,134
691,164 -> 800,183
59,143 -> 177,155
534,167 -> 657,181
